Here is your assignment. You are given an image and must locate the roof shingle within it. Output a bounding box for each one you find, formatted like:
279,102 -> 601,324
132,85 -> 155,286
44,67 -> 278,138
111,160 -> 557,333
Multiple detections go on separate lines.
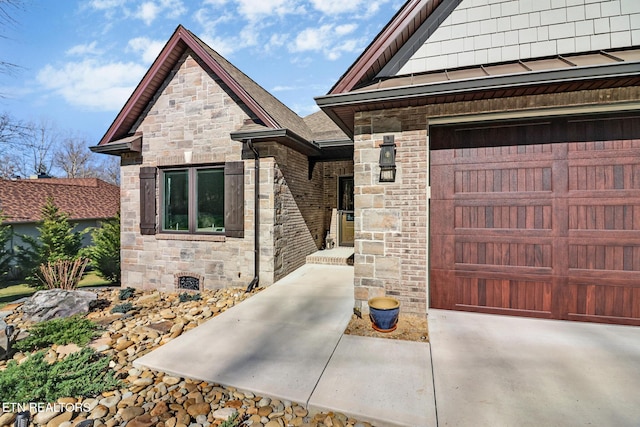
0,178 -> 120,224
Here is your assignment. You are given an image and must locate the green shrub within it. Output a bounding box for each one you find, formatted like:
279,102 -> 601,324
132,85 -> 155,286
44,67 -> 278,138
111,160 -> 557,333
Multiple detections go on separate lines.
0,348 -> 120,402
178,292 -> 201,303
82,214 -> 120,284
220,412 -> 241,427
110,302 -> 134,314
0,210 -> 12,282
118,287 -> 136,300
16,197 -> 84,288
14,316 -> 99,352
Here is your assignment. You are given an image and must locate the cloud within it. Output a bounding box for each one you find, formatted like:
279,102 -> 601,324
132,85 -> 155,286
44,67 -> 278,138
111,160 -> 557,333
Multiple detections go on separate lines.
236,0 -> 303,21
290,23 -> 362,60
87,0 -> 127,10
309,0 -> 391,17
135,2 -> 160,25
292,103 -> 320,116
127,37 -> 165,63
271,85 -> 298,92
36,60 -> 147,111
134,0 -> 186,25
66,42 -> 101,56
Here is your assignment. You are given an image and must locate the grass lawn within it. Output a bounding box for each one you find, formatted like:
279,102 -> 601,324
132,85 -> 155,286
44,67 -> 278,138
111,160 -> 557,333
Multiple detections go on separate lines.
0,272 -> 114,309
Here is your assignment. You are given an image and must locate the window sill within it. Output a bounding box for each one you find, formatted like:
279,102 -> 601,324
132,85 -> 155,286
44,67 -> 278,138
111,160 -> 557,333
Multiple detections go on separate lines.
155,233 -> 226,242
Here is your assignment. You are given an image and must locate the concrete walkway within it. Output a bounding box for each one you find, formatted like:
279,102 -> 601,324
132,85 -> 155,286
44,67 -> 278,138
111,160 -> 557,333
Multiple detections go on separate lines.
134,264 -> 434,427
429,309 -> 640,427
135,265 -> 640,427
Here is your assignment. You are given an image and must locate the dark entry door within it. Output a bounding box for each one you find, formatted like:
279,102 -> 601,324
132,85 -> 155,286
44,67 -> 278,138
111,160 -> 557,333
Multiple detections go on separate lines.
339,176 -> 354,246
430,115 -> 640,326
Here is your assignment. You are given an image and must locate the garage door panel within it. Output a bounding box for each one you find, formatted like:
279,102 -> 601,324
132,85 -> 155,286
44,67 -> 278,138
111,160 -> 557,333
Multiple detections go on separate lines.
566,282 -> 640,325
567,202 -> 640,231
454,204 -> 553,231
455,241 -> 552,269
454,276 -> 553,317
430,115 -> 640,324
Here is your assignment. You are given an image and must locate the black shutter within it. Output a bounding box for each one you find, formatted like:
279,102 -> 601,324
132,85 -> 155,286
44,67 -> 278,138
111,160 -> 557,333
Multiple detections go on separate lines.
140,167 -> 157,235
224,161 -> 244,238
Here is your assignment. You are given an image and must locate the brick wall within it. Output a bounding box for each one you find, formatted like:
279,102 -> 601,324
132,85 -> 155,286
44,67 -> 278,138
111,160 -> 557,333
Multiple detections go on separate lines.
256,143 -> 327,282
400,0 -> 640,74
353,86 -> 640,316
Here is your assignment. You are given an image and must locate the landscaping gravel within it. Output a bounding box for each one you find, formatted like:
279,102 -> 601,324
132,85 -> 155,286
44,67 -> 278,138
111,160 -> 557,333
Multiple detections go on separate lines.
0,288 -> 373,427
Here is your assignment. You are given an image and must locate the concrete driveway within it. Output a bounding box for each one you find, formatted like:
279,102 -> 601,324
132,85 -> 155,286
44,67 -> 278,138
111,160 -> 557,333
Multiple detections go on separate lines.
429,309 -> 640,427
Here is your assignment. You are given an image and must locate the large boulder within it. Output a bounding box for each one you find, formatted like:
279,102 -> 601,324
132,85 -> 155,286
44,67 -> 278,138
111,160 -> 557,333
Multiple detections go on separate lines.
22,289 -> 97,323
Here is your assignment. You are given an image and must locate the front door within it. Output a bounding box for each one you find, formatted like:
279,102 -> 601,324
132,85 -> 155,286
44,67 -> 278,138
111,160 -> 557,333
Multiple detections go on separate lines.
338,176 -> 354,246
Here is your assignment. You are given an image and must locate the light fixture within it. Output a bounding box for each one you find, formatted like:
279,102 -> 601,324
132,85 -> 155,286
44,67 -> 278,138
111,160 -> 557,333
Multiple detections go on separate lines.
379,135 -> 396,182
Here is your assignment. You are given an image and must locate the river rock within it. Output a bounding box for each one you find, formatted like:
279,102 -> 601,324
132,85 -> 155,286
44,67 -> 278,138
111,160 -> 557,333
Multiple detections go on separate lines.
98,395 -> 121,409
46,411 -> 73,427
293,407 -> 308,417
127,414 -> 154,427
133,377 -> 154,387
0,412 -> 17,426
90,405 -> 109,419
120,407 -> 144,422
136,293 -> 160,304
163,376 -> 181,385
150,401 -> 169,417
56,343 -> 82,357
211,408 -> 237,421
186,403 -> 210,417
22,290 -> 97,322
33,408 -> 63,425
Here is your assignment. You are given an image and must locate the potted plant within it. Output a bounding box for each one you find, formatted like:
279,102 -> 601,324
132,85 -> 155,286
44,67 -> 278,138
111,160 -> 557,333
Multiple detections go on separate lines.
368,296 -> 400,332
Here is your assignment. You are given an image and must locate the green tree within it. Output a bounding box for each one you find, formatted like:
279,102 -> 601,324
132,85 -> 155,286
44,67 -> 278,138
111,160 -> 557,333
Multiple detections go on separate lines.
0,210 -> 13,281
82,213 -> 120,284
16,197 -> 83,287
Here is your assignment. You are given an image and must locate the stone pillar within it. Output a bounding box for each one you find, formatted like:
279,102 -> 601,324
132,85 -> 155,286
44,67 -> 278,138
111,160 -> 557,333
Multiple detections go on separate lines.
353,108 -> 429,316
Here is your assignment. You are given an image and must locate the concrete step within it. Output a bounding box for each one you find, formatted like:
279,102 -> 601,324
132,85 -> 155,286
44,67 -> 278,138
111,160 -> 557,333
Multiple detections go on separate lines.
306,248 -> 354,266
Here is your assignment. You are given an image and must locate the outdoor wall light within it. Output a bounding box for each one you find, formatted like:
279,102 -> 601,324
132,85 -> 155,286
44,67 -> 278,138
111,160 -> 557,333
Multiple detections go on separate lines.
379,135 -> 396,182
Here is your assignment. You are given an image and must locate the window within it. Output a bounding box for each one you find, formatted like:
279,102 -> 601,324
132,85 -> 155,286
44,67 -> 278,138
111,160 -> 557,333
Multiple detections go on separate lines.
162,167 -> 225,233
139,162 -> 243,237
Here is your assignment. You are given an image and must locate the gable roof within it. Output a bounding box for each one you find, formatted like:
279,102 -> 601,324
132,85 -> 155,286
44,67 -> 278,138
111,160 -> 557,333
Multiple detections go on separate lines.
0,178 -> 120,224
329,0 -> 450,94
318,0 -> 640,137
96,25 -> 313,148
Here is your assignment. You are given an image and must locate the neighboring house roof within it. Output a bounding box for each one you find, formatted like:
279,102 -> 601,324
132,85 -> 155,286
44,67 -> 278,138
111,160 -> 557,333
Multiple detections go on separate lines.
317,0 -> 640,136
0,178 -> 120,224
96,25 -> 313,149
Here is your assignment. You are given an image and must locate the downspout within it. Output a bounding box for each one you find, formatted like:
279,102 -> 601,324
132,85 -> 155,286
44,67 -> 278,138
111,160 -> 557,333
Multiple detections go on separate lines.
245,139 -> 260,293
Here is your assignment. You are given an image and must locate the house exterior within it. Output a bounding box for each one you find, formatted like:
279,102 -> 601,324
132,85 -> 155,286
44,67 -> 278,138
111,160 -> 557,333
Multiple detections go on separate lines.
95,0 -> 640,326
92,27 -> 353,292
317,0 -> 640,325
0,177 -> 120,249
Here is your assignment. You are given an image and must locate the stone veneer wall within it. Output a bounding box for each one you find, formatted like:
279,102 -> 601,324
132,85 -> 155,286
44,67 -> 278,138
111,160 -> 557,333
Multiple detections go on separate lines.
120,52 -> 259,291
353,86 -> 640,316
256,143 -> 326,282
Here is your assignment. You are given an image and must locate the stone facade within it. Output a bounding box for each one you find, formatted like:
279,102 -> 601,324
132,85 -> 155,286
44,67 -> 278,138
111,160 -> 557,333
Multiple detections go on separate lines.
119,50 -> 348,292
352,86 -> 640,316
120,52 -> 255,292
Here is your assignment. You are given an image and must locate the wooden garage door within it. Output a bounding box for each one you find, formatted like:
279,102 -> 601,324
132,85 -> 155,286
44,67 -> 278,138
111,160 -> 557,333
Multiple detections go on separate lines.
430,115 -> 640,325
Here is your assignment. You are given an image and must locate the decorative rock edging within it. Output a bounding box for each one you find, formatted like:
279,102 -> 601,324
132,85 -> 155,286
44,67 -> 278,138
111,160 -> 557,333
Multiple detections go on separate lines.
0,288 -> 373,427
